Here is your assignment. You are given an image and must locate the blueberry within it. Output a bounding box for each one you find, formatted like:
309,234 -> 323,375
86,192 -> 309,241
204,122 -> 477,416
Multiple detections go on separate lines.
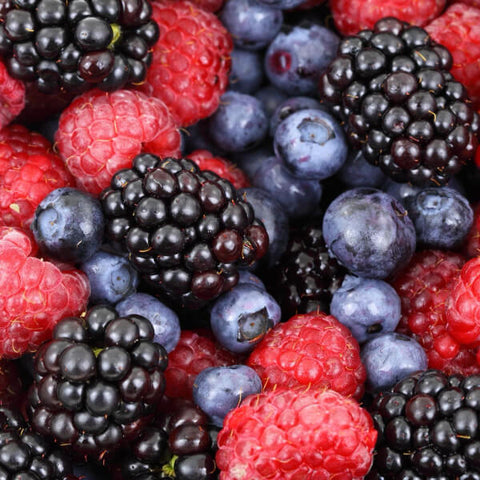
274,108 -> 348,180
31,187 -> 104,263
407,187 -> 474,249
193,365 -> 262,426
256,0 -> 305,8
81,250 -> 139,305
220,0 -> 283,50
254,84 -> 289,118
229,47 -> 264,94
237,269 -> 266,290
233,143 -> 274,180
115,292 -> 180,352
265,24 -> 339,96
322,188 -> 416,279
208,91 -> 268,153
183,119 -> 225,157
238,187 -> 289,267
361,333 -> 428,391
210,283 -> 281,354
338,150 -> 387,188
331,275 -> 401,344
252,155 -> 322,219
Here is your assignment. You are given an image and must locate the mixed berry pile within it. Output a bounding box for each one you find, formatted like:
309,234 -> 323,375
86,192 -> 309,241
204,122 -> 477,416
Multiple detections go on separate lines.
0,0 -> 480,478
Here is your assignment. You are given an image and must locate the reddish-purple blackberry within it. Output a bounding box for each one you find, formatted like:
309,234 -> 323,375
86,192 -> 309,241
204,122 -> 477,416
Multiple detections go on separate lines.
0,406 -> 75,480
319,17 -> 479,187
28,305 -> 168,461
265,223 -> 346,319
0,0 -> 158,94
367,369 -> 480,479
101,154 -> 269,310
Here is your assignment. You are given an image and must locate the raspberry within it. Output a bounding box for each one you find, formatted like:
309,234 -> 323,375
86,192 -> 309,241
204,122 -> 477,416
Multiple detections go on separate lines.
330,0 -> 446,36
164,329 -> 240,400
187,149 -> 250,189
0,126 -> 73,230
138,0 -> 233,127
392,250 -> 480,375
216,387 -> 377,480
188,0 -> 225,11
0,59 -> 25,129
0,226 -> 90,359
445,256 -> 480,345
426,3 -> 480,108
247,312 -> 366,400
54,89 -> 181,195
464,203 -> 480,258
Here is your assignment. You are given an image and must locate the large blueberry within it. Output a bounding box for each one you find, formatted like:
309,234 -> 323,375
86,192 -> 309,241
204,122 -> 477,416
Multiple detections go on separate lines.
210,283 -> 281,354
256,0 -> 305,8
229,47 -> 264,94
233,144 -> 274,180
254,84 -> 289,119
274,108 -> 348,180
338,151 -> 386,188
237,269 -> 266,290
322,188 -> 416,279
31,187 -> 104,263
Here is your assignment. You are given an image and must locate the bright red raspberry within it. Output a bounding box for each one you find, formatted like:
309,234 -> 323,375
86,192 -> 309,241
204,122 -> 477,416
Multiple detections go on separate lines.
138,0 -> 232,127
247,312 -> 366,400
164,329 -> 240,400
188,0 -> 225,11
464,203 -> 480,258
0,125 -> 74,230
426,3 -> 480,108
216,386 -> 377,480
187,149 -> 250,189
392,250 -> 480,375
0,360 -> 23,407
446,257 -> 480,345
0,227 -> 90,359
55,89 -> 181,195
331,0 -> 446,36
0,60 -> 25,129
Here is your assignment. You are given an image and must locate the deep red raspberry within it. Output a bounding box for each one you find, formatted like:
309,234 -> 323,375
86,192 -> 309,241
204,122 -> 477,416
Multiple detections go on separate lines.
392,250 -> 480,375
138,0 -> 232,127
216,386 -> 377,480
295,0 -> 325,9
0,227 -> 90,359
188,0 -> 225,11
164,329 -> 240,400
247,312 -> 366,400
426,3 -> 480,108
0,126 -> 73,230
187,149 -> 250,189
446,257 -> 480,345
464,203 -> 480,258
0,60 -> 25,129
54,89 -> 181,195
330,0 -> 446,36
0,360 -> 23,407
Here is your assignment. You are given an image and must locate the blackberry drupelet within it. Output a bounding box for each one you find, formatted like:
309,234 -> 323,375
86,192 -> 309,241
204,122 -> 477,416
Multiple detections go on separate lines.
0,0 -> 159,94
367,369 -> 480,479
28,305 -> 168,461
0,406 -> 74,480
319,17 -> 479,186
266,223 -> 346,319
101,154 -> 269,310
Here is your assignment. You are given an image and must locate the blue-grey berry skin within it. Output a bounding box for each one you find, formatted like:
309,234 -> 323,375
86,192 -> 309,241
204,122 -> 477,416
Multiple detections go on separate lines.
322,188 -> 416,279
183,119 -> 225,157
210,283 -> 281,354
406,187 -> 474,249
229,48 -> 264,94
208,91 -> 268,153
256,0 -> 304,8
252,155 -> 322,219
238,187 -> 289,267
331,275 -> 401,344
254,84 -> 289,119
81,250 -> 139,305
31,187 -> 104,263
220,0 -> 283,50
115,292 -> 180,352
265,24 -> 339,96
274,108 -> 348,180
237,270 -> 266,290
233,144 -> 274,180
338,151 -> 386,188
361,333 -> 428,391
193,365 -> 262,427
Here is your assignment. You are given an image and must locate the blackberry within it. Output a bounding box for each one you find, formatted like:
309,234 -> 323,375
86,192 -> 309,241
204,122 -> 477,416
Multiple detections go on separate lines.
266,223 -> 346,319
28,305 -> 168,461
0,0 -> 158,94
100,154 -> 269,310
319,17 -> 479,186
0,406 -> 74,480
115,397 -> 219,480
367,369 -> 480,479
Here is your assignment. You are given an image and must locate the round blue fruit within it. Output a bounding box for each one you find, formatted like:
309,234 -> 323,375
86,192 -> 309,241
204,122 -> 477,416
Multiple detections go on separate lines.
256,0 -> 305,8
237,269 -> 266,290
254,84 -> 289,119
322,188 -> 416,279
338,150 -> 386,188
233,144 -> 274,180
229,47 -> 264,94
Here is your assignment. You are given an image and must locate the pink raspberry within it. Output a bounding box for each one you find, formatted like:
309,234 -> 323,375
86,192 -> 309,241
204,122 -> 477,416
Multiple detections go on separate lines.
0,60 -> 25,129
